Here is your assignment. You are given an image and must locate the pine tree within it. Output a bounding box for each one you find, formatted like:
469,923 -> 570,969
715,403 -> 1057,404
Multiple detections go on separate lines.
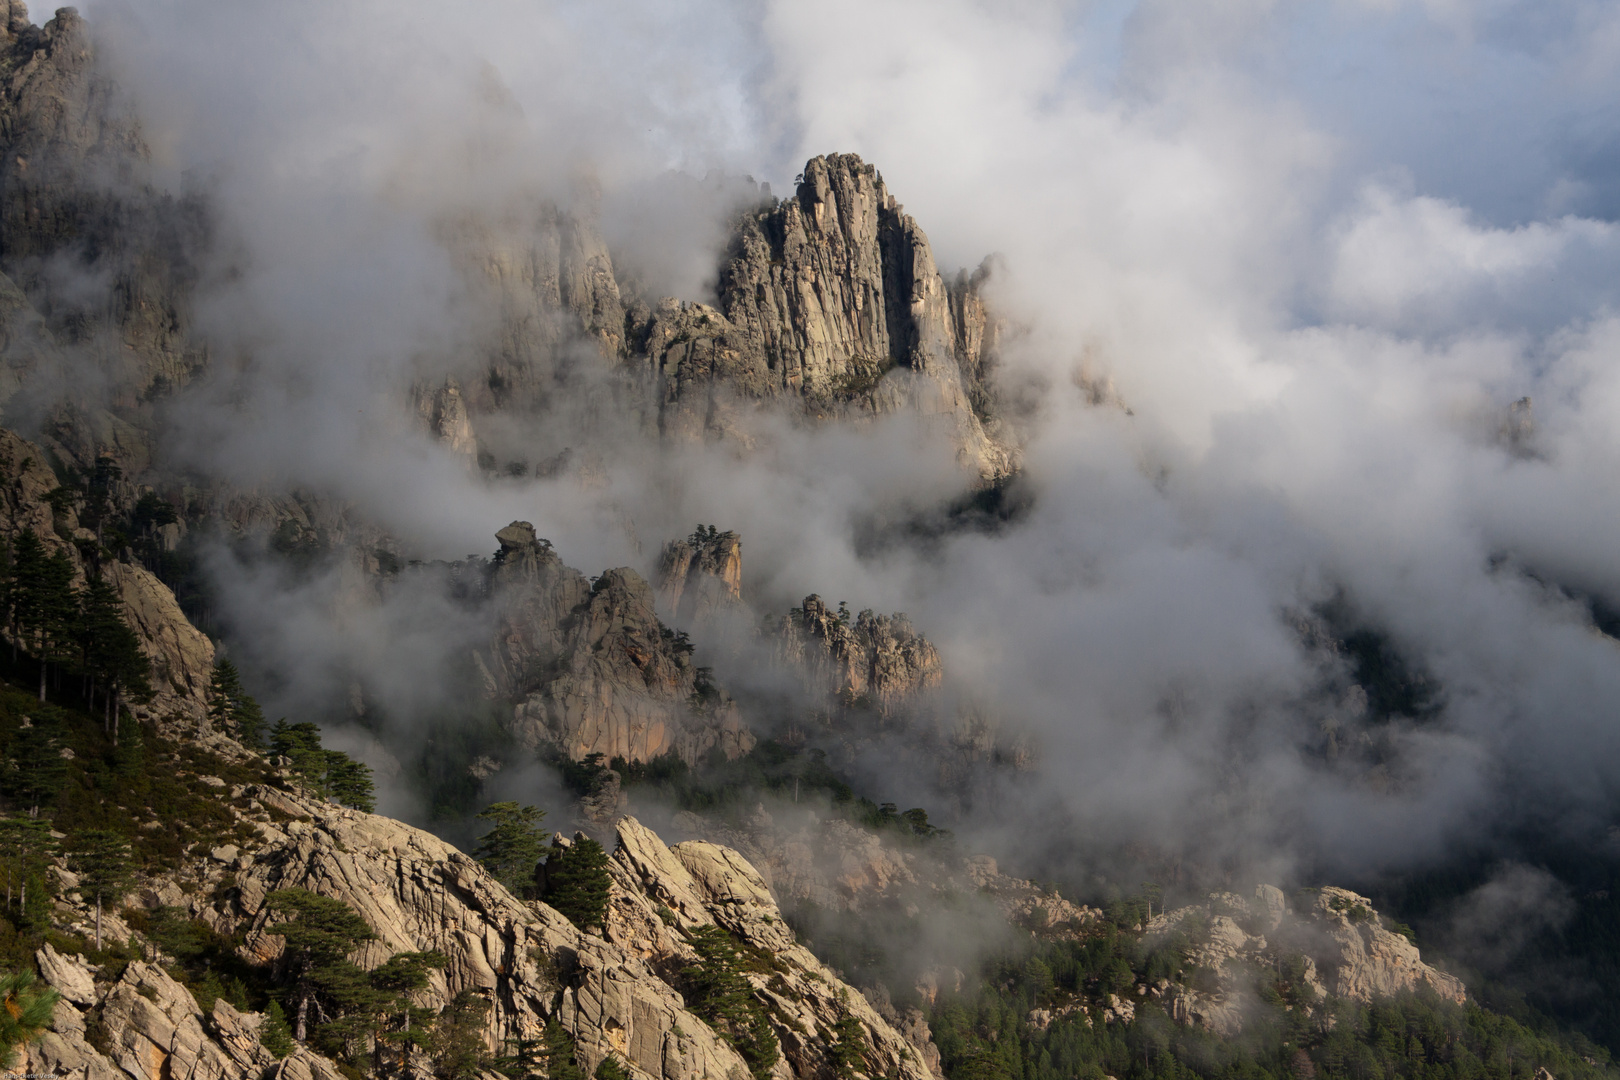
264,887 -> 378,1043
472,802 -> 549,897
261,999 -> 295,1059
271,720 -> 329,794
430,988 -> 491,1079
493,1036 -> 547,1080
0,817 -> 55,919
207,657 -> 266,744
0,970 -> 60,1069
65,830 -> 135,950
6,531 -> 44,664
541,1018 -> 585,1080
543,836 -> 611,932
324,752 -> 375,812
594,1054 -> 632,1080
206,656 -> 240,735
76,573 -> 149,740
828,992 -> 868,1080
34,549 -> 77,703
370,950 -> 446,1076
2,714 -> 69,816
679,926 -> 780,1080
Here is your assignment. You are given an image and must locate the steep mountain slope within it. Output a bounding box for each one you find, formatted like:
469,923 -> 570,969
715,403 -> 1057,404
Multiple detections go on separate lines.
19,777 -> 942,1080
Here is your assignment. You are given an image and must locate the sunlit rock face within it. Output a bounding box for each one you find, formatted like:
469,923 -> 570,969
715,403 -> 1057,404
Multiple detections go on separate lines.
28,789 -> 940,1080
628,153 -> 1011,477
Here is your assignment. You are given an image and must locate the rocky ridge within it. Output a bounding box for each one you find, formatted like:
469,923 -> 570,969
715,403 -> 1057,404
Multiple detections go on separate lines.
21,780 -> 941,1080
624,155 -> 1011,477
1141,884 -> 1466,1037
771,596 -> 942,718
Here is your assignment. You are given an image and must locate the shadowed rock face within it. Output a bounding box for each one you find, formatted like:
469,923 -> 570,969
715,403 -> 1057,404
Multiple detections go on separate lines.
479,522 -> 755,765
0,4 -> 208,407
0,425 -> 214,720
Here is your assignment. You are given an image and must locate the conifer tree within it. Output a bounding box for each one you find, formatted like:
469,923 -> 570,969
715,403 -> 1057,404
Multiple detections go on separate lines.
543,836 -> 611,932
0,817 -> 55,918
472,802 -> 549,897
207,657 -> 266,745
6,531 -> 43,663
65,830 -> 135,950
493,1035 -> 547,1080
541,1018 -> 585,1080
325,752 -> 375,812
265,888 -> 378,1044
430,988 -> 491,1079
34,549 -> 77,702
680,925 -> 780,1080
2,714 -> 69,816
828,992 -> 868,1080
260,1000 -> 295,1059
369,950 -> 446,1076
76,572 -> 149,740
0,970 -> 60,1069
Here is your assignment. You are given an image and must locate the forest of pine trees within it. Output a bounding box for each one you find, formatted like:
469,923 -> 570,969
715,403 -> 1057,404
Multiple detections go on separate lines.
0,530 -> 151,733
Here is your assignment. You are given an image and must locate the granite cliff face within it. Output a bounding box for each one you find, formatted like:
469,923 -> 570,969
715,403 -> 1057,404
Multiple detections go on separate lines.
656,527 -> 743,631
1143,885 -> 1466,1037
22,783 -> 939,1080
420,155 -> 1013,479
0,3 -> 206,413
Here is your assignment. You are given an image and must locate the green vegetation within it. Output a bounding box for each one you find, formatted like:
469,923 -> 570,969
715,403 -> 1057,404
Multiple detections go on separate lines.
542,836 -> 611,932
269,720 -> 375,811
609,739 -> 947,842
924,912 -> 1618,1080
0,969 -> 58,1068
64,829 -> 134,949
207,657 -> 266,747
1,531 -> 151,718
679,925 -> 781,1080
472,801 -> 549,897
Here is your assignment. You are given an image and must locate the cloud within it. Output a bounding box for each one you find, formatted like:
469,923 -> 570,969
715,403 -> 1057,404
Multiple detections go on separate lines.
46,0 -> 1620,895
